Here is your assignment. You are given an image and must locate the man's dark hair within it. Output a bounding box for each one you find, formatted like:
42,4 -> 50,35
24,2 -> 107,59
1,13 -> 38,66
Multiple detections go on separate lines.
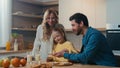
69,13 -> 89,27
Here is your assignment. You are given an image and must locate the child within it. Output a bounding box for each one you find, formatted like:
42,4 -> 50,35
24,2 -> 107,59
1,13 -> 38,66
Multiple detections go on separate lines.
51,27 -> 78,62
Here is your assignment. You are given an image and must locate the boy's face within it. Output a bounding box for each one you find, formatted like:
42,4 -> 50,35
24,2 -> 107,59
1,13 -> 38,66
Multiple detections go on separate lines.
52,31 -> 64,44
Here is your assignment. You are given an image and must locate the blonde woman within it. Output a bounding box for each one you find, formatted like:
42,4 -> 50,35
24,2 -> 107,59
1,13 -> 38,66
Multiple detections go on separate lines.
32,8 -> 61,61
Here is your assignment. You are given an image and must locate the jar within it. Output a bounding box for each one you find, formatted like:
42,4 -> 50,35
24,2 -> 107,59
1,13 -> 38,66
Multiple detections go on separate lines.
6,41 -> 11,51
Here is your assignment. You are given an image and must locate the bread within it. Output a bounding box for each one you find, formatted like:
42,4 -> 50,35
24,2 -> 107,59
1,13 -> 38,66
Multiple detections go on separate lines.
33,62 -> 52,68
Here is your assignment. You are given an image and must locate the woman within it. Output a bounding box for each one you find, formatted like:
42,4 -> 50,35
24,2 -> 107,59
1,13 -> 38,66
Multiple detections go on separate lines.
32,8 -> 59,61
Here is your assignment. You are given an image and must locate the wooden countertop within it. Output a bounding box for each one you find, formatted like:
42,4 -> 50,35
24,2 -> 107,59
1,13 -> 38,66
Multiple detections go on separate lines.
53,64 -> 116,68
8,63 -> 117,68
0,49 -> 32,54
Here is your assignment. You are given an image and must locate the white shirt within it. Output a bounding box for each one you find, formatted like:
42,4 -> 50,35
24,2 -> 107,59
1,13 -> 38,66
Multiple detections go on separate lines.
32,25 -> 53,61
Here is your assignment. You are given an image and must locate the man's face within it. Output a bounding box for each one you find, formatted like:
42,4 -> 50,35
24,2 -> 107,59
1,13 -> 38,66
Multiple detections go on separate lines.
71,20 -> 82,35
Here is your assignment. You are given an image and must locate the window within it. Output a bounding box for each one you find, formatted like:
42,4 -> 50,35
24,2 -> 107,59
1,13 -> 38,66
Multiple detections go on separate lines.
0,0 -> 12,47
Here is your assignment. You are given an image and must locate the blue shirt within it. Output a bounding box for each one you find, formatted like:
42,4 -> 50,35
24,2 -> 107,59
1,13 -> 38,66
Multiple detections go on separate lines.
64,27 -> 117,66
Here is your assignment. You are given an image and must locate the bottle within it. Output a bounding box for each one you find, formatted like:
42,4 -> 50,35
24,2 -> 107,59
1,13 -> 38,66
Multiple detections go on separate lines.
27,52 -> 32,64
14,39 -> 18,51
6,41 -> 11,51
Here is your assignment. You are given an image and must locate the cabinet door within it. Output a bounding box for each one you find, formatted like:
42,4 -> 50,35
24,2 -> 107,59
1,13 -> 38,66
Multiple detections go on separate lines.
59,0 -> 106,29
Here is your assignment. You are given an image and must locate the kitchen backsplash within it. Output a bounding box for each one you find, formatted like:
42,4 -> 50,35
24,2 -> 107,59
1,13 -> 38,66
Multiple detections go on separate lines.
66,32 -> 82,50
0,31 -> 106,51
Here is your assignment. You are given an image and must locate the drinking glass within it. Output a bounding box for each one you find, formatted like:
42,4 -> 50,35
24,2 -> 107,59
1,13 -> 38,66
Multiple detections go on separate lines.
26,52 -> 32,64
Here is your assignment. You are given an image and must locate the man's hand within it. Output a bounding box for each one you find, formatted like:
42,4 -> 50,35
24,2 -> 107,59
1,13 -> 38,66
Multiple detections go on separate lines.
53,49 -> 69,57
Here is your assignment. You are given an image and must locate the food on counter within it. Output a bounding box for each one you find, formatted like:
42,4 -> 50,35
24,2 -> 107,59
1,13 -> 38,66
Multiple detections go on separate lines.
33,62 -> 52,68
20,58 -> 27,66
0,56 -> 28,67
47,54 -> 53,62
0,59 -> 3,67
33,64 -> 41,68
44,62 -> 52,68
52,62 -> 59,65
11,57 -> 20,67
47,57 -> 53,62
53,62 -> 73,66
2,58 -> 10,68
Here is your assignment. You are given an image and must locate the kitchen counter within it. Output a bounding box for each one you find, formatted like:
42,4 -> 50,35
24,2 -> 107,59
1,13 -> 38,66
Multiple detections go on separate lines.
53,64 -> 116,68
8,62 -> 118,68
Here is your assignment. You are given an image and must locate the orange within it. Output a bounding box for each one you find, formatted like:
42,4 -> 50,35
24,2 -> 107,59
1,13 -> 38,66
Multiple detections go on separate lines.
20,59 -> 27,66
2,59 -> 10,68
11,57 -> 20,67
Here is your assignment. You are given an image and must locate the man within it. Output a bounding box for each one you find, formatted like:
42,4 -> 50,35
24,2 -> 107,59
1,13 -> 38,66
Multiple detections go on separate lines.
54,13 -> 117,66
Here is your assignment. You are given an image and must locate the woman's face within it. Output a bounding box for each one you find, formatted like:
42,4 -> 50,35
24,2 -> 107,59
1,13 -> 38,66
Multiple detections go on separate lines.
46,13 -> 57,27
52,31 -> 64,44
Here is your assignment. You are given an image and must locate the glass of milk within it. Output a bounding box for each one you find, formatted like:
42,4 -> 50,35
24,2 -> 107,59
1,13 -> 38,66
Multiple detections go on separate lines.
27,52 -> 32,64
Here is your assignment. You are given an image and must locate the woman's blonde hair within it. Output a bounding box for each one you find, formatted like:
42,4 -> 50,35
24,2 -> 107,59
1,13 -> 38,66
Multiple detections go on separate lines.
41,8 -> 58,41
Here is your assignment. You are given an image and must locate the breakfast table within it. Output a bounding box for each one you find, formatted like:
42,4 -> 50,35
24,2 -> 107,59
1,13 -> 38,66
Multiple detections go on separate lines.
1,51 -> 119,68
11,62 -> 118,68
53,64 -> 117,68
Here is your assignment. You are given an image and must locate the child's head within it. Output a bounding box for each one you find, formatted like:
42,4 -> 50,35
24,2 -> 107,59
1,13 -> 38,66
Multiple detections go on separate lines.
52,27 -> 67,44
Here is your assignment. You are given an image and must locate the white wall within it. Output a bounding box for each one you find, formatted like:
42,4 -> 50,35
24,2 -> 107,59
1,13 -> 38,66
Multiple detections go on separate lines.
59,0 -> 83,29
59,0 -> 106,29
95,0 -> 106,28
0,4 -> 1,45
106,0 -> 120,25
0,0 -> 12,47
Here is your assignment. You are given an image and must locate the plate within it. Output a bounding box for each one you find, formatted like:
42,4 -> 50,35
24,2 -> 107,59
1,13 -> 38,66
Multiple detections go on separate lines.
53,62 -> 73,66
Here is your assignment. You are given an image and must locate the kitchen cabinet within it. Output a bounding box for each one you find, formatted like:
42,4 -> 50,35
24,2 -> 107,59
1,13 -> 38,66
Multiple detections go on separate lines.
12,0 -> 58,49
59,0 -> 106,29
